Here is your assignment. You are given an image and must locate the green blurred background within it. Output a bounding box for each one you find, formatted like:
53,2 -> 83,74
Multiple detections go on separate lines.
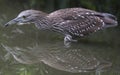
1,0 -> 120,15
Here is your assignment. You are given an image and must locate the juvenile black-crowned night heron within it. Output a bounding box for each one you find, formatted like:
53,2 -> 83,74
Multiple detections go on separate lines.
5,8 -> 118,43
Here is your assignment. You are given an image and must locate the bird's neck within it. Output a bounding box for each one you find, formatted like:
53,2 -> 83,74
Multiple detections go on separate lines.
34,17 -> 52,30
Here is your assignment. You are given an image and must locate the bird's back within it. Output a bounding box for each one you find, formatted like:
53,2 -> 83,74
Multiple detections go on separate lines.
47,8 -> 117,37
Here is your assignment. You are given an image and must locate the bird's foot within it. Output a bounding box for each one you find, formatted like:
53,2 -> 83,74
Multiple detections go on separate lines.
64,35 -> 77,47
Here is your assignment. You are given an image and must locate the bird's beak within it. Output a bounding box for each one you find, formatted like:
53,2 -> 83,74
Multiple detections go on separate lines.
4,18 -> 19,27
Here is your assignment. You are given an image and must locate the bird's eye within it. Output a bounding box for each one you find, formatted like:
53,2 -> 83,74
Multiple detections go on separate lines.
22,16 -> 26,19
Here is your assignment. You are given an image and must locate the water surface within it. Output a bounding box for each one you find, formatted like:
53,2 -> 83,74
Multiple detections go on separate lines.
0,4 -> 120,75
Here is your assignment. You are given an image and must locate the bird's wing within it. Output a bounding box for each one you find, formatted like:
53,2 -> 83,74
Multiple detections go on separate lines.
48,8 -> 104,36
60,14 -> 104,36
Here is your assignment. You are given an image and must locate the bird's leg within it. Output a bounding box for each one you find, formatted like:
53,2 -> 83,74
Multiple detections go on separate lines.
64,34 -> 77,47
64,34 -> 77,42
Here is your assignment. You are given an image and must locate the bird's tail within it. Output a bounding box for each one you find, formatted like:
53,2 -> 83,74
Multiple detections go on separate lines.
101,13 -> 118,28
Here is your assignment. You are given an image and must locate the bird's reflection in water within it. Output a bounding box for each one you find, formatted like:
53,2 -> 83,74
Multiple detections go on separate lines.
1,27 -> 112,73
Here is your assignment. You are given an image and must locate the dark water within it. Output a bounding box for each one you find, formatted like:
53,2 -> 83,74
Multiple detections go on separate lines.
0,4 -> 120,75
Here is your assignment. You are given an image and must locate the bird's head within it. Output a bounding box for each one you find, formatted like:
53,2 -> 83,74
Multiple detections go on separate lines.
5,9 -> 47,27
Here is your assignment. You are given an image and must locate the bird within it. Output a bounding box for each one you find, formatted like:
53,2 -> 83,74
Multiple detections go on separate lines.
5,8 -> 118,45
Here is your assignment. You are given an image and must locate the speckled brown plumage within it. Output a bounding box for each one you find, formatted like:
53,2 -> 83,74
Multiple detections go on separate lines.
46,8 -> 117,37
5,8 -> 118,43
